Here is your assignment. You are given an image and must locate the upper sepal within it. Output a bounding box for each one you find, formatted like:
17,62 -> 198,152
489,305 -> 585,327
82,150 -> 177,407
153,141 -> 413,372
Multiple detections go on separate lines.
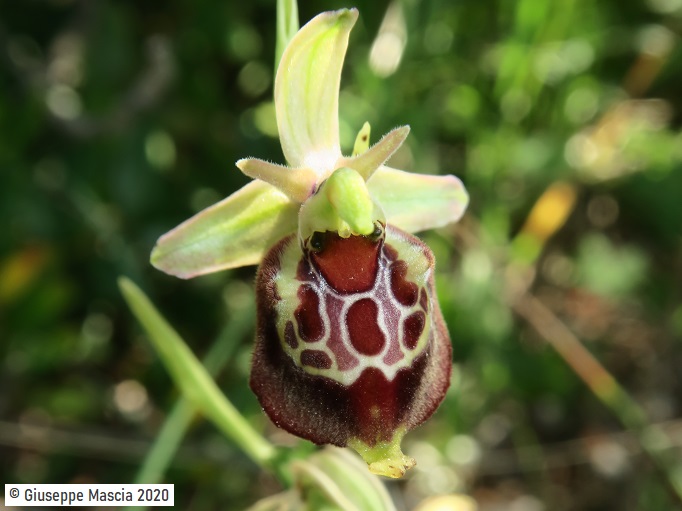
275,8 -> 358,173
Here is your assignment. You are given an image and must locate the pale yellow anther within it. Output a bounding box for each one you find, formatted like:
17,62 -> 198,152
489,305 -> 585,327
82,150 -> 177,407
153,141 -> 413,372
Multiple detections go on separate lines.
353,122 -> 371,156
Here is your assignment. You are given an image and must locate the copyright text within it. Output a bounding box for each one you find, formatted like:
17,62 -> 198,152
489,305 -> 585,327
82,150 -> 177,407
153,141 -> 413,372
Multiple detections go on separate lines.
5,484 -> 174,507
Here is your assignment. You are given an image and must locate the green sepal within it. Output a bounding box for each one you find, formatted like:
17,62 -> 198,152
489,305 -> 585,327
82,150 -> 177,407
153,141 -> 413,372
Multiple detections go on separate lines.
275,9 -> 358,172
367,166 -> 469,233
151,180 -> 299,278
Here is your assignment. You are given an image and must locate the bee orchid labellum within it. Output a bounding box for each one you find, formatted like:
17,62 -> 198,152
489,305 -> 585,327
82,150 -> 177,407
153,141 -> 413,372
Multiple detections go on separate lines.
150,8 -> 469,478
252,168 -> 453,477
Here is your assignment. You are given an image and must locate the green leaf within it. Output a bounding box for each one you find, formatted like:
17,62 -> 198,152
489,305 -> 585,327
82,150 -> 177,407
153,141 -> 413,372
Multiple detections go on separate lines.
134,287 -> 255,487
275,9 -> 358,172
151,180 -> 299,278
118,277 -> 278,470
367,166 -> 469,233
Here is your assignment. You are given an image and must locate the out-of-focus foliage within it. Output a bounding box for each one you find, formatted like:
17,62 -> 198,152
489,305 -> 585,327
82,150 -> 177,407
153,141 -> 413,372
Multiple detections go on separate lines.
1,0 -> 682,510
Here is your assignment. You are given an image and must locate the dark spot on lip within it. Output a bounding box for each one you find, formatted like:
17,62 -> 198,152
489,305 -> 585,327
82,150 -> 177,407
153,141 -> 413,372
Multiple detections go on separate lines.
347,298 -> 385,356
300,349 -> 333,369
404,311 -> 425,350
295,286 -> 325,342
284,321 -> 298,349
390,260 -> 418,306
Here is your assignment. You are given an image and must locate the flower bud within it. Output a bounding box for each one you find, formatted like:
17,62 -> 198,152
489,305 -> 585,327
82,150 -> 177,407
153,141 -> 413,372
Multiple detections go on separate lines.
245,447 -> 397,511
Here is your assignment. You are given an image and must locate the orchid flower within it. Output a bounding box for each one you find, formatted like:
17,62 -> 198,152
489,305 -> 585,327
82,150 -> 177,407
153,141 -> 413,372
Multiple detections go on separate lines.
151,8 -> 468,478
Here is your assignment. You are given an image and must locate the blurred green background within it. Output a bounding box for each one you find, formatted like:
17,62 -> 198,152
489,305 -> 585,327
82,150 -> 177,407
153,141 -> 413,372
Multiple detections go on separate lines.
2,0 -> 682,509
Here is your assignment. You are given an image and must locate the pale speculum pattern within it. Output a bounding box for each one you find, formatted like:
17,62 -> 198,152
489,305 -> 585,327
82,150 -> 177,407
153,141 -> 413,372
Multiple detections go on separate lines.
274,225 -> 433,386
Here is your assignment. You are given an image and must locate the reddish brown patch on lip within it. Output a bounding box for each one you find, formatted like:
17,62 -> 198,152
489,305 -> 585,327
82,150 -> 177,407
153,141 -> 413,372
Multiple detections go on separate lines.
295,285 -> 324,342
310,232 -> 380,293
347,298 -> 385,356
300,349 -> 332,369
284,321 -> 298,349
390,260 -> 418,307
404,311 -> 425,350
348,360 -> 426,444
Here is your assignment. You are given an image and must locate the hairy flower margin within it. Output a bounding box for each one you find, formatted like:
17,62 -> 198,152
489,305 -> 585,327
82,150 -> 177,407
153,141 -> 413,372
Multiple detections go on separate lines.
151,8 -> 468,478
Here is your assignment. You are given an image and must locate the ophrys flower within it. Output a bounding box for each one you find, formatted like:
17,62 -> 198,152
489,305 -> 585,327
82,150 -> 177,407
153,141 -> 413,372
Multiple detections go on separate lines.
151,8 -> 468,478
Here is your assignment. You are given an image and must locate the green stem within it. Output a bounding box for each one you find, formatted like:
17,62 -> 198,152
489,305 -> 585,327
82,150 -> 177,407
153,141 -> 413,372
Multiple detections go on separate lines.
119,277 -> 278,471
275,0 -> 299,73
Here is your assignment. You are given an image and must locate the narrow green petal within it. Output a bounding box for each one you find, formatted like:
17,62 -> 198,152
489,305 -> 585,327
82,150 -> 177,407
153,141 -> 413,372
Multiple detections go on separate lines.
237,158 -> 317,203
151,180 -> 299,278
367,166 -> 469,233
341,126 -> 410,181
275,9 -> 358,172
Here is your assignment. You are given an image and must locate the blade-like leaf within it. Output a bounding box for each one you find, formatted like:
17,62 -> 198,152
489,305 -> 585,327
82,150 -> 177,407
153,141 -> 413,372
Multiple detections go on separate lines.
367,166 -> 469,233
275,9 -> 358,172
151,180 -> 299,278
134,288 -> 255,486
118,277 -> 277,468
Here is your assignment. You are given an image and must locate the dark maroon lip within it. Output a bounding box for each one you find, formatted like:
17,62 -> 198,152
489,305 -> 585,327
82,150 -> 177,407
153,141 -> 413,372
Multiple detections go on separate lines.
250,226 -> 452,450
